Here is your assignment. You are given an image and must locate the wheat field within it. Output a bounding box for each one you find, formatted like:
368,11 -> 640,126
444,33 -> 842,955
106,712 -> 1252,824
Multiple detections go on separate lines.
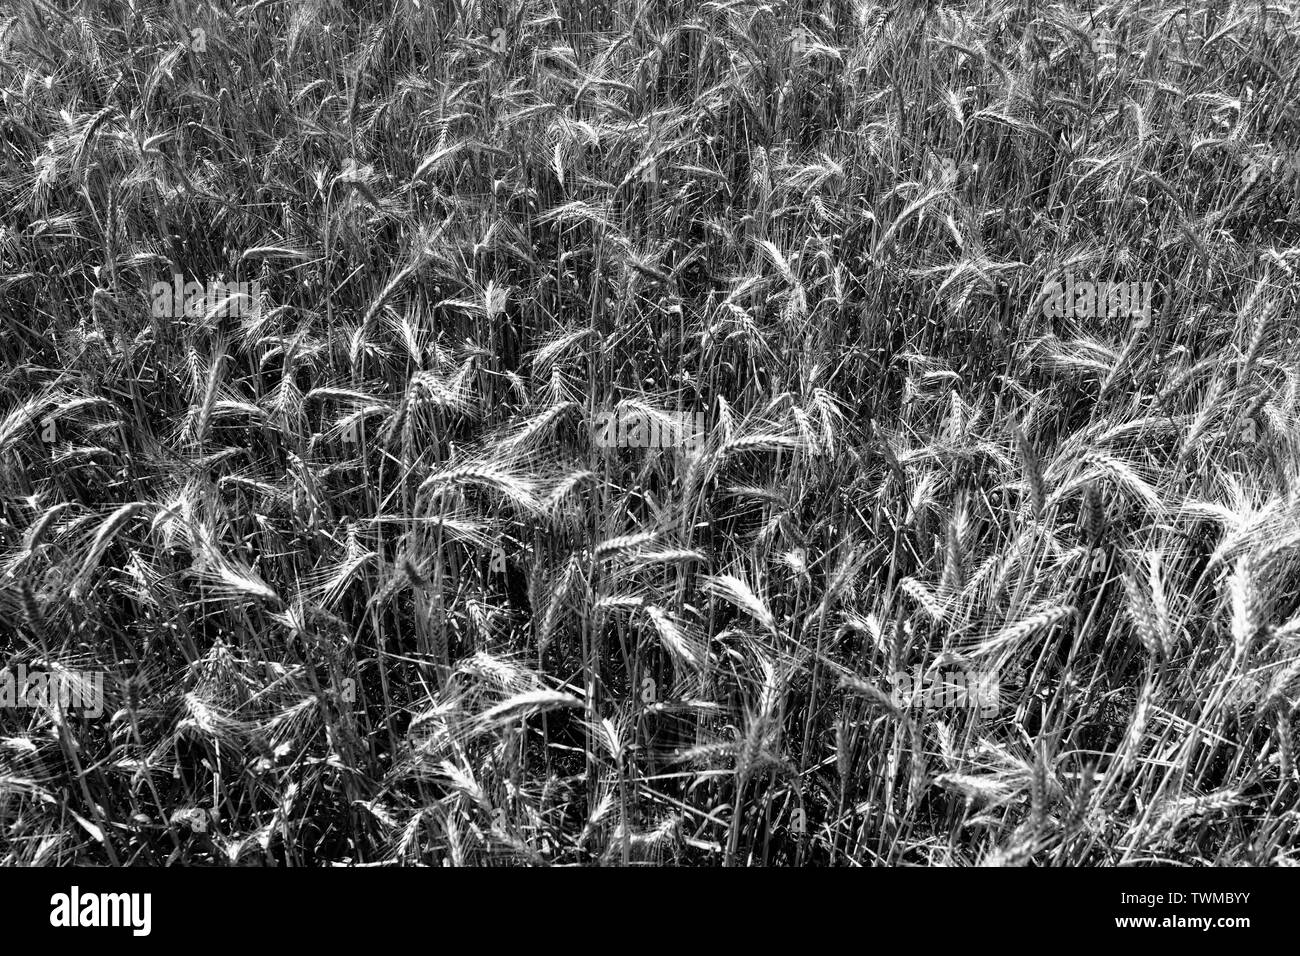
1,0 -> 1299,866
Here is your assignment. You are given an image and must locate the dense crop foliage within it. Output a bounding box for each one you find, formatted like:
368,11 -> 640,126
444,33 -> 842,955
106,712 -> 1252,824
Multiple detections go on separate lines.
2,0 -> 1299,865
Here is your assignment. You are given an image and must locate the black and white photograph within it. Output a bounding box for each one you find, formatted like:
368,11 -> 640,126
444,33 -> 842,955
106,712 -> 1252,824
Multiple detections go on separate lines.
0,0 -> 1295,909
